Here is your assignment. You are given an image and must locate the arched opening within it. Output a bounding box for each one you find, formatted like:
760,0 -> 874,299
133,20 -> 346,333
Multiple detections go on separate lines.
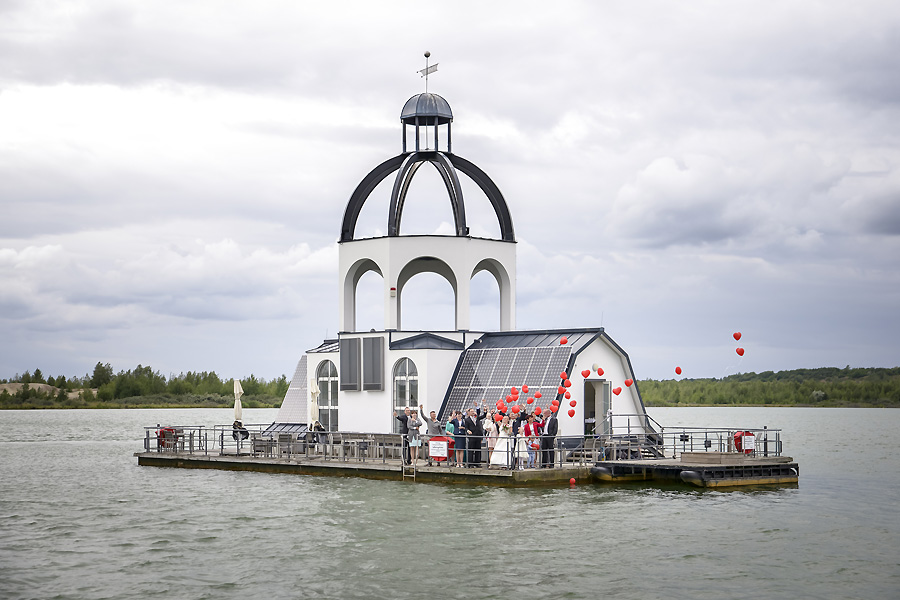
355,270 -> 384,331
399,272 -> 456,331
469,269 -> 500,331
392,357 -> 418,433
397,254 -> 458,331
342,258 -> 383,332
316,360 -> 338,431
472,258 -> 513,331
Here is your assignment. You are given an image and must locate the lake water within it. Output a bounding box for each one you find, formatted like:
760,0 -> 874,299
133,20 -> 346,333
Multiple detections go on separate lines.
1,407 -> 898,599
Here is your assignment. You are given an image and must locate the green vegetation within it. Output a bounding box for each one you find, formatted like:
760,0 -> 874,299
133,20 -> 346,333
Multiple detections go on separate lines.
0,363 -> 287,409
639,366 -> 900,408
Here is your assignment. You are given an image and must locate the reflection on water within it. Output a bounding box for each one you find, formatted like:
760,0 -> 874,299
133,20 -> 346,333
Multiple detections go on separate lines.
1,407 -> 898,599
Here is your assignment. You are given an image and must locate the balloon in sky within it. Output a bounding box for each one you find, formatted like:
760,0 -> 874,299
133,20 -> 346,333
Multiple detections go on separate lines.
551,399 -> 560,407
564,391 -> 571,399
560,371 -> 568,380
560,337 -> 568,345
526,397 -> 534,404
567,409 -> 575,417
733,332 -> 742,341
736,347 -> 745,356
550,404 -> 559,412
613,387 -> 622,396
512,405 -> 521,414
581,370 -> 591,378
493,413 -> 502,422
597,367 -> 604,376
558,386 -> 566,394
511,387 -> 518,395
675,366 -> 682,375
534,406 -> 542,415
569,400 -> 577,407
534,391 -> 542,399
624,379 -> 633,387
522,385 -> 529,394
564,379 -> 572,388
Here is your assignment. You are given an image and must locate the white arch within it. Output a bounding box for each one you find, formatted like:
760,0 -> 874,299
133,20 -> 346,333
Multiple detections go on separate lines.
397,256 -> 458,330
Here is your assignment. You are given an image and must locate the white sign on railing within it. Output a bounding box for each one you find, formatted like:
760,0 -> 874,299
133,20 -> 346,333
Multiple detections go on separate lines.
429,439 -> 448,458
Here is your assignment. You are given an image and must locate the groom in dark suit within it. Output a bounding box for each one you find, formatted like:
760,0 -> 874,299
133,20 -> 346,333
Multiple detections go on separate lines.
464,404 -> 487,467
541,411 -> 558,467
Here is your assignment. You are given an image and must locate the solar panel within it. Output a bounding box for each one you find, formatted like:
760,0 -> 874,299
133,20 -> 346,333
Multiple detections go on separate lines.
440,344 -> 573,421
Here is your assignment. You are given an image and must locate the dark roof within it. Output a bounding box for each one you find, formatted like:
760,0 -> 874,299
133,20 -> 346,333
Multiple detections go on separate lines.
308,339 -> 339,353
472,328 -> 603,353
390,332 -> 465,351
401,93 -> 453,125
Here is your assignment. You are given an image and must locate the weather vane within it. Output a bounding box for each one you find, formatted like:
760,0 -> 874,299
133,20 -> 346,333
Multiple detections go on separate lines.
417,51 -> 438,92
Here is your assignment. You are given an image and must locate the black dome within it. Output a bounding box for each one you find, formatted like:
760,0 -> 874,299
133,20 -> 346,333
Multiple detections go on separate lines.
401,93 -> 453,125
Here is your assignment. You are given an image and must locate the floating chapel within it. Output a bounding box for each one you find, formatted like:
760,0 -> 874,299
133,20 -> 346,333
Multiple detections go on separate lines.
272,91 -> 653,439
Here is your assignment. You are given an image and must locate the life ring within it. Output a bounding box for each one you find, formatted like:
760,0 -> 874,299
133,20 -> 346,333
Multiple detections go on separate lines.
733,431 -> 754,454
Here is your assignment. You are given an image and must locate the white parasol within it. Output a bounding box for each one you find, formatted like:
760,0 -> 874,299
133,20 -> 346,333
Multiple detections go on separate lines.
308,377 -> 320,426
233,379 -> 244,422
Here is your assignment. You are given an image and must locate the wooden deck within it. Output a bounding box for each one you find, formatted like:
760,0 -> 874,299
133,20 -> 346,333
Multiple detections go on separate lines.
135,451 -> 591,486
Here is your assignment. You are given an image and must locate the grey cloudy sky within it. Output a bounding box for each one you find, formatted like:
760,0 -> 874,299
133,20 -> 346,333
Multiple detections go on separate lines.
2,0 -> 899,383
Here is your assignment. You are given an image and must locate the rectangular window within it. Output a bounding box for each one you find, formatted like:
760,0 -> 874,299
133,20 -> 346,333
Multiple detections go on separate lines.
362,337 -> 384,391
340,338 -> 361,391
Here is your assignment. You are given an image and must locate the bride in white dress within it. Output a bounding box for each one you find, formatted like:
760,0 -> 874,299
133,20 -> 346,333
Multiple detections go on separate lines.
489,416 -> 513,468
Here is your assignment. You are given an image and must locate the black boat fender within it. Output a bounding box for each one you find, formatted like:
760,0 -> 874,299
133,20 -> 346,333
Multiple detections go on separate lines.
680,470 -> 703,486
590,465 -> 612,479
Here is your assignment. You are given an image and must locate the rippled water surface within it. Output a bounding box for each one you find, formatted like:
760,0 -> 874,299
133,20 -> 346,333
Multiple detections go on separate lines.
1,407 -> 898,599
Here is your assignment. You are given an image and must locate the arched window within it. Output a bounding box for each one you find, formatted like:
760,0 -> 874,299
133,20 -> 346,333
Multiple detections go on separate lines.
316,360 -> 338,431
392,358 -> 418,433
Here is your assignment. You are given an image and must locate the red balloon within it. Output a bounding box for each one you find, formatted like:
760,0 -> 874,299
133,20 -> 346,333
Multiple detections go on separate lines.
581,369 -> 591,378
522,385 -> 529,394
736,347 -> 745,356
567,409 -> 575,417
564,391 -> 571,399
506,395 -> 513,403
597,367 -> 604,376
510,387 -> 519,395
526,397 -> 534,404
551,399 -> 560,407
564,379 -> 572,388
558,386 -> 566,394
560,337 -> 568,345
569,478 -> 576,485
534,391 -> 542,399
675,366 -> 682,375
560,371 -> 568,380
512,405 -> 521,414
624,379 -> 633,387
733,332 -> 742,341
534,406 -> 542,415
550,405 -> 559,412
613,387 -> 622,396
569,399 -> 577,407
493,414 -> 502,422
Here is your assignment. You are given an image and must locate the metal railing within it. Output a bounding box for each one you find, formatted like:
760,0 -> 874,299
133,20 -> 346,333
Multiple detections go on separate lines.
141,423 -> 784,467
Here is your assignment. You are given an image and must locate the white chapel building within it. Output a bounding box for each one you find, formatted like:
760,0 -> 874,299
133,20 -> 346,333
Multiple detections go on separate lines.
273,91 -> 652,439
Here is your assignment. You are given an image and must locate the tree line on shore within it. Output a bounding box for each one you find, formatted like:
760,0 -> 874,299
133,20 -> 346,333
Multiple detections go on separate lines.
2,364 -> 898,410
0,363 -> 287,409
638,366 -> 900,408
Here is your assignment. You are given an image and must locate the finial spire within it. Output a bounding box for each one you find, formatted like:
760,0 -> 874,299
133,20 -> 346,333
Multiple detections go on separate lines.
417,50 -> 438,92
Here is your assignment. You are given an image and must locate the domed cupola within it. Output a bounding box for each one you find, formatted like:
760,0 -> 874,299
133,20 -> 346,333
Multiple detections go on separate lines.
401,92 -> 453,154
401,92 -> 453,124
